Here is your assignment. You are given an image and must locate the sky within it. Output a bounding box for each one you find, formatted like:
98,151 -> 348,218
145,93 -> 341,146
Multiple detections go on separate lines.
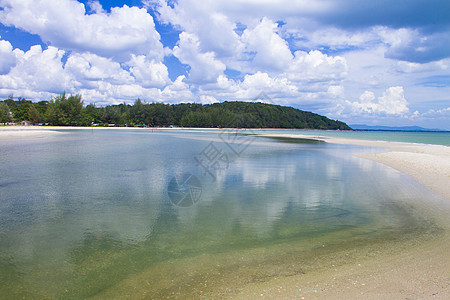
0,0 -> 449,129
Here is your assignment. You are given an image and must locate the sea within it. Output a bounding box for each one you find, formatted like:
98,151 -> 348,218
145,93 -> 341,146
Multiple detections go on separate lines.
160,128 -> 450,146
0,129 -> 446,298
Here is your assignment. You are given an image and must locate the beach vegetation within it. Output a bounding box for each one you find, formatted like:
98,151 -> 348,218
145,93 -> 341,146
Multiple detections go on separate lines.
45,93 -> 84,126
0,102 -> 12,123
0,95 -> 352,130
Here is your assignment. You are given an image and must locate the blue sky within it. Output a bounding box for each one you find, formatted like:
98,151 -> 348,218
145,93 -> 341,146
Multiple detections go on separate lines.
0,0 -> 449,129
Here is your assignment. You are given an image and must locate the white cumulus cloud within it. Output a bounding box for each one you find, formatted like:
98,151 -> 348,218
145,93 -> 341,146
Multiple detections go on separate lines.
286,50 -> 347,84
0,45 -> 69,96
241,17 -> 293,72
0,40 -> 17,74
173,32 -> 226,84
344,86 -> 409,116
128,55 -> 171,89
65,53 -> 134,87
0,0 -> 164,61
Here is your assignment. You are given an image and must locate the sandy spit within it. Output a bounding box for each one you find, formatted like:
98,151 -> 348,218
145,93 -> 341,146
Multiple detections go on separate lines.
0,126 -> 65,139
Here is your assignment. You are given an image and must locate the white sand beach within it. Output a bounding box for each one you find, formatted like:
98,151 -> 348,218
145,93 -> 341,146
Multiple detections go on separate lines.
0,126 -> 64,139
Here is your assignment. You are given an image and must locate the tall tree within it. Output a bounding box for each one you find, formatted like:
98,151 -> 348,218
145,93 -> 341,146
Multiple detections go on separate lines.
28,105 -> 40,125
0,102 -> 12,123
131,99 -> 147,125
63,94 -> 84,126
9,98 -> 32,121
46,93 -> 84,126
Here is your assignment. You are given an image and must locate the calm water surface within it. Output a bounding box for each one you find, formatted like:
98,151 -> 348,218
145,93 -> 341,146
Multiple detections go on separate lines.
261,129 -> 450,146
162,128 -> 450,146
0,129 -> 443,298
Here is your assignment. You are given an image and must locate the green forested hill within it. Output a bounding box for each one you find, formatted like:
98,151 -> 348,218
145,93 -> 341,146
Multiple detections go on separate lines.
179,101 -> 351,129
1,95 -> 351,130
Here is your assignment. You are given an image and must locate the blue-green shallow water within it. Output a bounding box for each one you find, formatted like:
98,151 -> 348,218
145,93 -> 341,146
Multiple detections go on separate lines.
262,130 -> 450,146
161,128 -> 450,146
0,129 -> 443,298
291,130 -> 450,146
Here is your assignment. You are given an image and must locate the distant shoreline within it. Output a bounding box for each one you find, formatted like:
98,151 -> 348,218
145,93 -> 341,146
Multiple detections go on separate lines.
0,126 -> 350,140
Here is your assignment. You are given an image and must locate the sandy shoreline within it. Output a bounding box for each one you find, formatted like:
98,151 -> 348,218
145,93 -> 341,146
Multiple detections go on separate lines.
0,126 -> 64,139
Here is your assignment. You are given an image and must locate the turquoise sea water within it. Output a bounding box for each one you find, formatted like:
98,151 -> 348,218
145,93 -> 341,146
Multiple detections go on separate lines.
161,128 -> 450,146
286,130 -> 450,146
0,129 -> 444,298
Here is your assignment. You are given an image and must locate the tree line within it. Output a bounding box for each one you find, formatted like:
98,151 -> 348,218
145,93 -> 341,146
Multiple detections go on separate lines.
0,93 -> 351,130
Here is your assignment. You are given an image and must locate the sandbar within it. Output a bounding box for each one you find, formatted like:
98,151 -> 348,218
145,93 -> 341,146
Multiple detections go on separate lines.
0,126 -> 64,139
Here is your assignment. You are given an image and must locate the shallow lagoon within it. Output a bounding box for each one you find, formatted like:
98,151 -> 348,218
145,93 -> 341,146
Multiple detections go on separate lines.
0,129 -> 443,298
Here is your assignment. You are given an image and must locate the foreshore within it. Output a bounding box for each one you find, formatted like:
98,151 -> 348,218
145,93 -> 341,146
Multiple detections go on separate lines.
0,126 -> 65,139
